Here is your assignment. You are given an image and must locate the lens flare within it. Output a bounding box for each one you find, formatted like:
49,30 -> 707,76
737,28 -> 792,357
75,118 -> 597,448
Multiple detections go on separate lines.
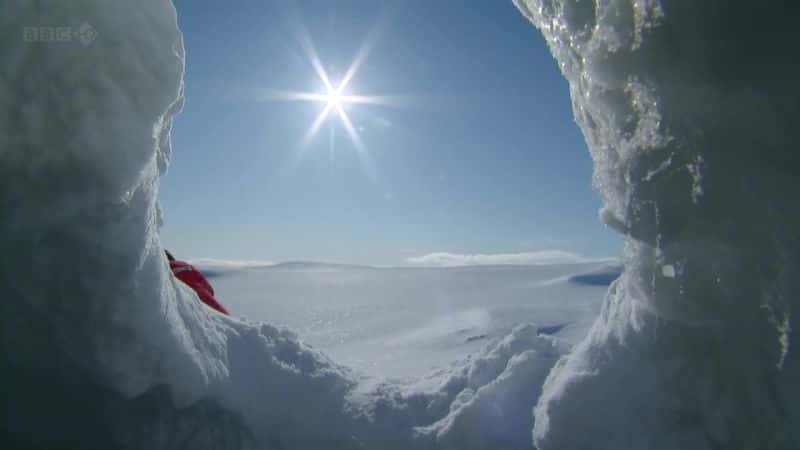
254,14 -> 406,181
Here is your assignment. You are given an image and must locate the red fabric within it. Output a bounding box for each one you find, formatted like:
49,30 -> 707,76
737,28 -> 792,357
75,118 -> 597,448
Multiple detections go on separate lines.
169,260 -> 229,315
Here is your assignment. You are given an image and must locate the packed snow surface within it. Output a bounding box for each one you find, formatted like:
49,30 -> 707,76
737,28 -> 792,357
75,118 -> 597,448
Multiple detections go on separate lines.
3,0 -> 799,449
197,261 -> 614,379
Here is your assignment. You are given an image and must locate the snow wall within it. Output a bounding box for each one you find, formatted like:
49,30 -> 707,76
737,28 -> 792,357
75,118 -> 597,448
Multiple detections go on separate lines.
513,0 -> 800,449
1,0 -> 798,449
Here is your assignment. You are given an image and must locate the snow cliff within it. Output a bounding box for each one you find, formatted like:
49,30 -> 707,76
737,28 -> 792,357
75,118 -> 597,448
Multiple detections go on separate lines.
514,0 -> 800,448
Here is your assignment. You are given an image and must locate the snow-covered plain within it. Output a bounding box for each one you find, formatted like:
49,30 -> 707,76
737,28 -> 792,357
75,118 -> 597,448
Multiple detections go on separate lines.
197,261 -> 615,380
3,0 -> 799,449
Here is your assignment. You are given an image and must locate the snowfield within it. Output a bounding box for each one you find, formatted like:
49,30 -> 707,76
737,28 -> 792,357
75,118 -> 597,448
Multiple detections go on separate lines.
197,261 -> 616,380
2,0 -> 798,449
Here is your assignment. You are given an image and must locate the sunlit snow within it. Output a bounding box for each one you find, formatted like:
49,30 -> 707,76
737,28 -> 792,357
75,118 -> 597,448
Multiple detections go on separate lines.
197,261 -> 615,380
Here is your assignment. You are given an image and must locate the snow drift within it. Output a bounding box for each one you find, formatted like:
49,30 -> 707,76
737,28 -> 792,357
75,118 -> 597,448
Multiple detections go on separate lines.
2,0 -> 798,449
514,0 -> 800,448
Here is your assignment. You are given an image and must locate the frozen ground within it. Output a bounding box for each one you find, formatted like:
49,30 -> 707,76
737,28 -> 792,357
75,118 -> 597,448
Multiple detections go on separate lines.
196,261 -> 617,380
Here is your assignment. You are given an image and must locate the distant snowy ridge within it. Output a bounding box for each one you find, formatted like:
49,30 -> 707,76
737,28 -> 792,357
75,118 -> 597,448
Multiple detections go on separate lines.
193,256 -> 614,270
191,259 -> 373,270
538,263 -> 622,287
189,258 -> 277,269
193,259 -> 376,278
406,250 -> 614,267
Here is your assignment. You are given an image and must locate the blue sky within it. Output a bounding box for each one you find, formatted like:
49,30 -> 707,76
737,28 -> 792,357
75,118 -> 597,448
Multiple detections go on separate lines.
161,0 -> 620,265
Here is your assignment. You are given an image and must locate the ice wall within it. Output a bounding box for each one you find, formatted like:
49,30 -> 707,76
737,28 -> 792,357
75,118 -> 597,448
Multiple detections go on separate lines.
0,0 -> 352,447
0,0 -> 200,402
514,0 -> 800,448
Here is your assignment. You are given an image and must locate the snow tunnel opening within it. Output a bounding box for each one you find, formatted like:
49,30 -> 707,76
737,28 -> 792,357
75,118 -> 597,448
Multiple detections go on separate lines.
8,1 -> 799,449
156,1 -> 620,380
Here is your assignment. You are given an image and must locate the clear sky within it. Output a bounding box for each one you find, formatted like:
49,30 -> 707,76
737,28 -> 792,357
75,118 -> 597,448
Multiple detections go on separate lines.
161,0 -> 620,265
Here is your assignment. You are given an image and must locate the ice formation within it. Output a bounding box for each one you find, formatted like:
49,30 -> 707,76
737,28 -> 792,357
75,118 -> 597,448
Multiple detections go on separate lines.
3,0 -> 798,449
514,0 -> 800,448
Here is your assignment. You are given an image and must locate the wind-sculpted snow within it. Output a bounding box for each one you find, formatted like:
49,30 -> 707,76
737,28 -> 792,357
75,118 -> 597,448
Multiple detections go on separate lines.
415,325 -> 567,450
1,3 -> 566,449
514,0 -> 800,448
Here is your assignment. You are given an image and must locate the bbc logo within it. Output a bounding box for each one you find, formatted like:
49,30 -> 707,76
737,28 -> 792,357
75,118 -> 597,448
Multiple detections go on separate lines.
23,22 -> 98,47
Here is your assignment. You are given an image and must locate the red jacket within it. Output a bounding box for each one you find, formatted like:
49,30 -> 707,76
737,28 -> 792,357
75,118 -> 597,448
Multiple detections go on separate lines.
169,260 -> 229,315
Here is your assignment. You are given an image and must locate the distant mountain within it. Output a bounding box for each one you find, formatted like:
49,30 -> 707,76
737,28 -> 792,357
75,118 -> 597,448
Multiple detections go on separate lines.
267,261 -> 376,270
567,264 -> 622,286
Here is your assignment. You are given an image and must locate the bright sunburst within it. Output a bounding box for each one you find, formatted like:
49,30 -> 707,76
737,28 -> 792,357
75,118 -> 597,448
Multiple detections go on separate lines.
257,18 -> 401,179
302,73 -> 363,152
326,87 -> 342,109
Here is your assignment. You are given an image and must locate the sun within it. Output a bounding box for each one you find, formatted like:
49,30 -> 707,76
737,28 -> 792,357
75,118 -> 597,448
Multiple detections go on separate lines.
326,87 -> 343,110
256,19 -> 407,180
